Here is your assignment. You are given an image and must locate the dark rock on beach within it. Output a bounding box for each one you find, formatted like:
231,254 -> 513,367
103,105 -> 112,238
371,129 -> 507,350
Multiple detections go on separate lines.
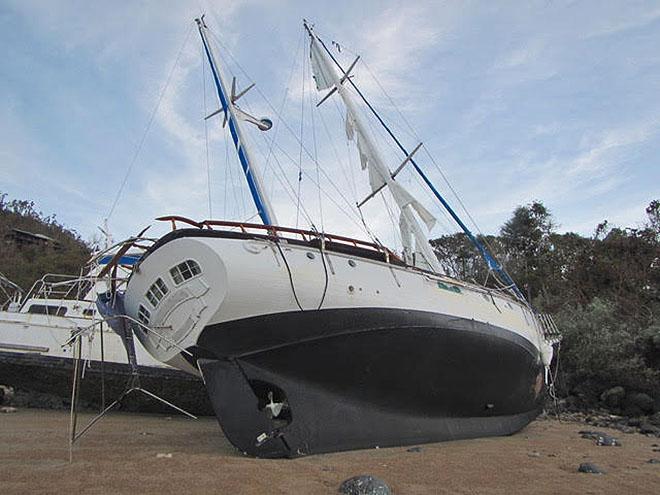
339,475 -> 391,495
579,431 -> 621,446
578,462 -> 605,474
639,423 -> 660,435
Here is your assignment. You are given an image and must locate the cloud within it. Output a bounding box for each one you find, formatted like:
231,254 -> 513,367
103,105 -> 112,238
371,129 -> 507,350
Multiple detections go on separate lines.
475,119 -> 659,223
582,4 -> 660,39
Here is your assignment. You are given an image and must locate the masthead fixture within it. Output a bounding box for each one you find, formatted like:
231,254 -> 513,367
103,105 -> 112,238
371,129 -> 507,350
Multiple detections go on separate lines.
195,15 -> 277,226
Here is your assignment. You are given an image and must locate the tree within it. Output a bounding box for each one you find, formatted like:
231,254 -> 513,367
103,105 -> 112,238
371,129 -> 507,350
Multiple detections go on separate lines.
0,192 -> 91,291
499,201 -> 556,301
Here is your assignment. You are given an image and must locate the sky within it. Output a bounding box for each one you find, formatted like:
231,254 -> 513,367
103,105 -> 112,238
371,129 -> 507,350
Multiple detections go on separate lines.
1,0 -> 659,249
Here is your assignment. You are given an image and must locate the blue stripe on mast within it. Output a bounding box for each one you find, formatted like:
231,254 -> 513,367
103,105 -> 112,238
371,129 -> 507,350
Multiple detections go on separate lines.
316,37 -> 524,300
197,22 -> 273,226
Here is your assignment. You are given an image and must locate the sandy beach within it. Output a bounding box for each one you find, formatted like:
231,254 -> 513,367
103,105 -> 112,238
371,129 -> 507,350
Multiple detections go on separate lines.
0,408 -> 658,494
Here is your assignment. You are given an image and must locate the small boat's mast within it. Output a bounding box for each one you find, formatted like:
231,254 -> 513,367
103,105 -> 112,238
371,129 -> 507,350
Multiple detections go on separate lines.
195,17 -> 277,226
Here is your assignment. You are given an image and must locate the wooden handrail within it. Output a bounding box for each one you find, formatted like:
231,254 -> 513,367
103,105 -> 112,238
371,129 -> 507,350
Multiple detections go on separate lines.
155,215 -> 402,262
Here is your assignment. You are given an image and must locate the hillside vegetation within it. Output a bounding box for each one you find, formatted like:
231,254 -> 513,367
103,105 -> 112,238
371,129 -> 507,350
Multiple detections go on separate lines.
0,193 -> 91,293
433,200 -> 660,414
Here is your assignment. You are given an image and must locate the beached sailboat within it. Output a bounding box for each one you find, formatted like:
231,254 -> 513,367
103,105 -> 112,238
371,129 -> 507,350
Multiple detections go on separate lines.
103,17 -> 557,457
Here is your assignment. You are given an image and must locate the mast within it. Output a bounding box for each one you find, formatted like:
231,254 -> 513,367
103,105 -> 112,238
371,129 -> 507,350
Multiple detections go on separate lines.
309,23 -> 525,300
195,17 -> 277,226
304,21 -> 441,273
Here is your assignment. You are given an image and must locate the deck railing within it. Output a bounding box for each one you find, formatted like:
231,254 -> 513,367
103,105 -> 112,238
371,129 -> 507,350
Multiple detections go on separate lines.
156,215 -> 402,263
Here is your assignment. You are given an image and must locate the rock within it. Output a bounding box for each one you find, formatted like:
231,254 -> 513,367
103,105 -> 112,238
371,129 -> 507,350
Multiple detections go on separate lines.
639,423 -> 660,435
339,475 -> 391,495
0,406 -> 17,413
625,393 -> 654,415
579,431 -> 621,446
647,459 -> 659,464
156,453 -> 172,459
578,462 -> 605,474
406,447 -> 422,453
528,451 -> 541,458
627,417 -> 642,427
600,386 -> 626,408
612,424 -> 635,433
0,385 -> 15,405
648,412 -> 660,427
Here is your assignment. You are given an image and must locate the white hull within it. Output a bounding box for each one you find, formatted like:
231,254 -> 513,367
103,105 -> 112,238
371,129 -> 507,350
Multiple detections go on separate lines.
0,311 -> 164,367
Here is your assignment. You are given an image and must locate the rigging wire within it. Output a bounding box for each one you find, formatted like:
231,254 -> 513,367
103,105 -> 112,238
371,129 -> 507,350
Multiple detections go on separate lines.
274,241 -> 305,312
315,100 -> 359,206
206,29 -> 372,235
270,140 -> 375,237
317,34 -> 521,289
106,21 -> 195,222
265,149 -> 315,226
356,52 -> 508,262
296,38 -> 307,228
260,29 -> 305,199
328,88 -> 361,202
315,237 -> 329,310
201,38 -> 213,218
307,61 -> 323,232
380,192 -> 403,251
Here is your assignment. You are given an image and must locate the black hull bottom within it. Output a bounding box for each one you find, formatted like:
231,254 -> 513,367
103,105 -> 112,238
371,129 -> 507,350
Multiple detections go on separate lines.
195,308 -> 545,458
0,351 -> 213,415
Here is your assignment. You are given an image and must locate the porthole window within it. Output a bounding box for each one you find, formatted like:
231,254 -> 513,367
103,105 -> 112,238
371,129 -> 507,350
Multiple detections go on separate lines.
306,252 -> 315,260
169,259 -> 202,285
348,259 -> 356,267
82,308 -> 96,317
145,278 -> 169,308
137,305 -> 151,325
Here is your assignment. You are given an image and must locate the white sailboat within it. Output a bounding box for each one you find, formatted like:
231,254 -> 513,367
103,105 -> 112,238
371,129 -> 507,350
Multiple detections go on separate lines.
102,17 -> 557,457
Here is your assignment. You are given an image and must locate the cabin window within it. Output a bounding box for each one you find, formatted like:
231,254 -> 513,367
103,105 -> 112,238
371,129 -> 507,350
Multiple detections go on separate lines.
145,278 -> 169,308
137,305 -> 151,325
82,308 -> 96,317
169,259 -> 201,285
27,304 -> 67,317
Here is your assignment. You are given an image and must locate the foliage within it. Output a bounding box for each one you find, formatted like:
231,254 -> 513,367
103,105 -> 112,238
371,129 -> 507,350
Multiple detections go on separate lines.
0,192 -> 91,292
557,299 -> 659,400
432,199 -> 660,408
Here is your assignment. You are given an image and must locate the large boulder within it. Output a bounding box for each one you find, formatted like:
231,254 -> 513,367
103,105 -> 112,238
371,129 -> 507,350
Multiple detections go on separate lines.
600,386 -> 626,409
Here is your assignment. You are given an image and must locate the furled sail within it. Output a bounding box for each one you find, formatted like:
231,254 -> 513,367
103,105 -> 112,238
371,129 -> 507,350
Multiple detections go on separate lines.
308,31 -> 440,272
310,40 -> 337,91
